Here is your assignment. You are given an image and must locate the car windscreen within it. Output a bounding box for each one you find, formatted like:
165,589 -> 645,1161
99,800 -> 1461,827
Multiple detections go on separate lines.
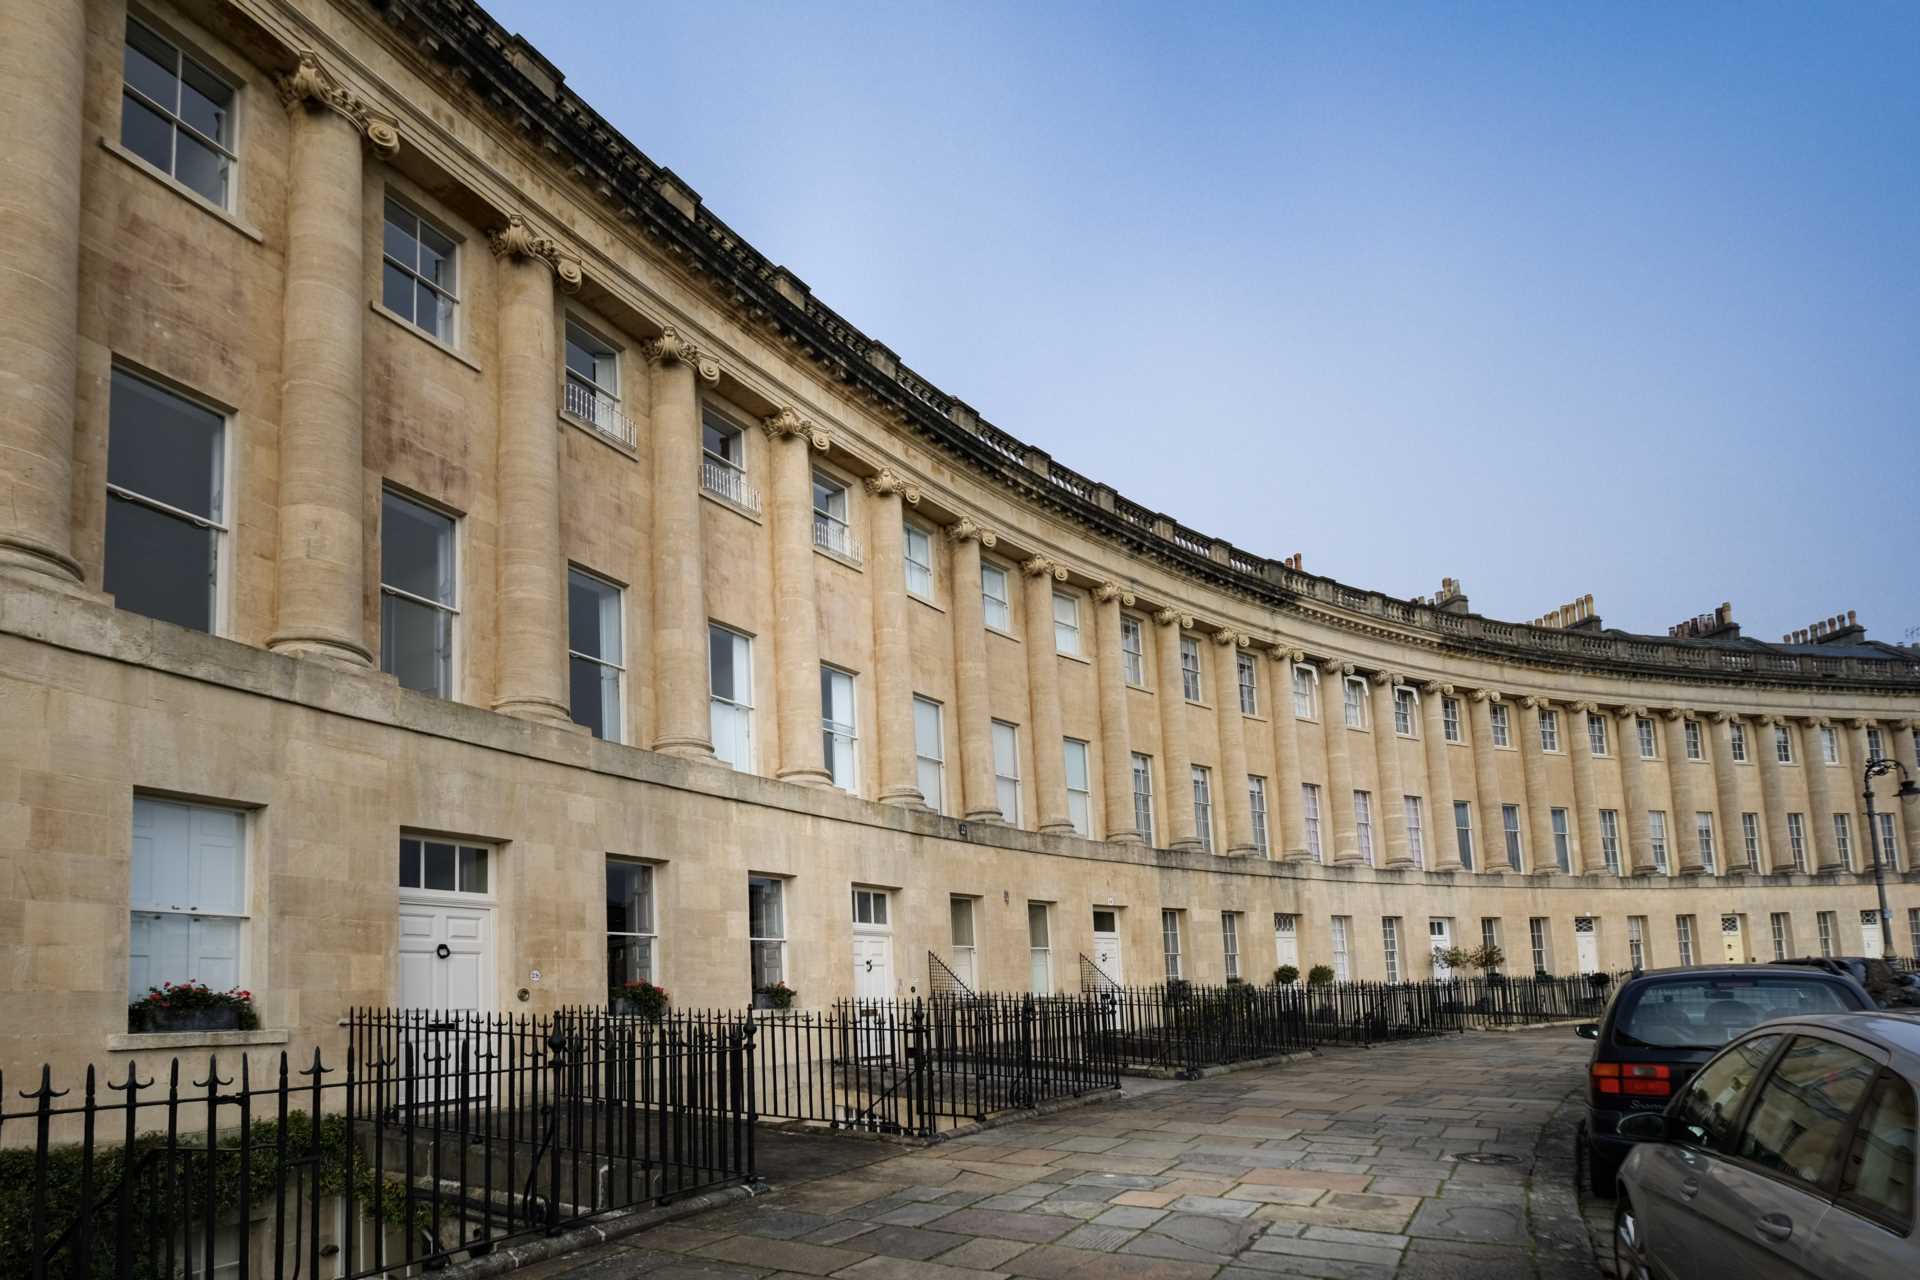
1613,976 -> 1857,1050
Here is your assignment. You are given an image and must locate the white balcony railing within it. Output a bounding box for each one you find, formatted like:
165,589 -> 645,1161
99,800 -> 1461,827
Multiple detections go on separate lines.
564,378 -> 636,448
812,512 -> 861,562
701,456 -> 761,513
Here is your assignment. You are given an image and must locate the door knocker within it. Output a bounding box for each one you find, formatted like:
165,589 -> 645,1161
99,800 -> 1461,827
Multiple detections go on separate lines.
864,958 -> 874,972
435,943 -> 452,959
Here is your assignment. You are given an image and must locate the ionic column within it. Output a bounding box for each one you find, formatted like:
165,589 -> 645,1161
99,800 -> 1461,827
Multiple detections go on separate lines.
1094,583 -> 1141,842
1894,720 -> 1920,873
946,520 -> 1000,821
1211,629 -> 1257,856
1661,709 -> 1706,874
1022,557 -> 1074,833
488,216 -> 581,725
1755,715 -> 1792,873
646,332 -> 722,759
1156,611 -> 1201,849
1467,689 -> 1505,874
1369,673 -> 1411,867
1419,682 -> 1457,866
1568,702 -> 1606,873
1804,717 -> 1843,871
864,470 -> 924,806
1708,712 -> 1748,870
1848,719 -> 1876,867
1619,707 -> 1658,875
0,0 -> 87,588
267,57 -> 402,663
762,408 -> 832,785
1272,648 -> 1310,859
1517,697 -> 1556,874
1323,661 -> 1361,864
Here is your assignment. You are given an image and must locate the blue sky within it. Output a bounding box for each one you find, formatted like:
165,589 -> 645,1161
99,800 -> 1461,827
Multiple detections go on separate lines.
490,0 -> 1919,645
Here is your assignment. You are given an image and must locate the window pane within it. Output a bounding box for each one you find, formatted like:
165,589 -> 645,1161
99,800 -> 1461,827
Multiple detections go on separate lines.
568,571 -> 618,660
383,204 -> 418,267
608,935 -> 653,986
381,494 -> 455,604
1738,1036 -> 1880,1188
422,841 -> 457,891
914,699 -> 941,755
120,91 -> 174,172
380,593 -> 452,696
381,261 -> 415,322
570,656 -> 619,740
749,877 -> 784,938
105,496 -> 214,631
1028,903 -> 1049,946
398,838 -> 420,888
174,129 -> 229,205
607,860 -> 653,934
177,58 -> 232,145
1841,1073 -> 1917,1227
458,846 -> 487,894
109,369 -> 223,518
703,416 -> 740,462
1671,1034 -> 1780,1149
950,898 -> 975,947
710,627 -> 740,702
416,220 -> 456,290
123,21 -> 179,109
418,280 -> 451,340
1064,741 -> 1089,789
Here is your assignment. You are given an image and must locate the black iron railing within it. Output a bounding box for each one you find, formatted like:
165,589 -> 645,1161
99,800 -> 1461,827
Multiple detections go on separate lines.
4,1009 -> 756,1279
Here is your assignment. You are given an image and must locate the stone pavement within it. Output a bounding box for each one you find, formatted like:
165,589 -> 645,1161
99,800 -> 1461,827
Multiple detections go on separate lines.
515,1027 -> 1599,1280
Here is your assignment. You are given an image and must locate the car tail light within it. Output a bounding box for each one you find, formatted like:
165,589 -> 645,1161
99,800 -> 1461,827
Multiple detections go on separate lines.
1591,1062 -> 1672,1099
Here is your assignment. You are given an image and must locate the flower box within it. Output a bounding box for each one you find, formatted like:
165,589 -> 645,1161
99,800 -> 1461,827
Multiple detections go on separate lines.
127,982 -> 259,1035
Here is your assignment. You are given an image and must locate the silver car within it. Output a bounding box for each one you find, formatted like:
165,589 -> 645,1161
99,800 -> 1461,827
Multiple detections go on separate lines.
1614,1012 -> 1919,1279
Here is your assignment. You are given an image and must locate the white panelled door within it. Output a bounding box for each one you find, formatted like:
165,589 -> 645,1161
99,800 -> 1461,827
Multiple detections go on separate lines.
1092,908 -> 1124,986
1861,910 -> 1885,959
397,900 -> 493,1011
1721,914 -> 1746,964
1274,914 -> 1300,979
1574,917 -> 1599,974
1429,918 -> 1454,978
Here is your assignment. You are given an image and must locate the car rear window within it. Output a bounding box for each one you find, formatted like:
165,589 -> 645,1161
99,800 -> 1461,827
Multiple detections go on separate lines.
1613,976 -> 1857,1050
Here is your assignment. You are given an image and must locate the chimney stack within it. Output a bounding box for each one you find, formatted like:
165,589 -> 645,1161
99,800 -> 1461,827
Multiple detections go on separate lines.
1788,610 -> 1867,645
1433,576 -> 1470,615
1668,601 -> 1739,641
1534,593 -> 1603,632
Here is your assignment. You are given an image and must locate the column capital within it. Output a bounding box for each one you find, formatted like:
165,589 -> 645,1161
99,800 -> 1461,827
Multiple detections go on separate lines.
647,328 -> 722,383
862,468 -> 920,505
1370,669 -> 1400,687
1893,718 -> 1918,732
1468,687 -> 1501,703
1802,714 -> 1831,728
1281,647 -> 1308,665
1155,607 -> 1194,629
1521,694 -> 1551,711
1660,706 -> 1691,722
761,405 -> 828,448
277,51 -> 400,156
1214,628 -> 1249,648
1621,704 -> 1648,720
1424,680 -> 1455,696
486,214 -> 583,293
1708,709 -> 1737,724
1094,581 -> 1135,605
1842,715 -> 1873,730
1023,555 -> 1068,581
1754,713 -> 1779,728
1570,700 -> 1598,715
945,516 -> 997,548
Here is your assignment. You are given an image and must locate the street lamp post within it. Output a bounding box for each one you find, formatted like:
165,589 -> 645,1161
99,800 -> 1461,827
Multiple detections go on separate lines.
1862,753 -> 1920,957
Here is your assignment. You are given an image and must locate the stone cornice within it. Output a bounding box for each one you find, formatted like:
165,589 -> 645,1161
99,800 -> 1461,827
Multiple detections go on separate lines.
276,49 -> 400,156
370,0 -> 1920,698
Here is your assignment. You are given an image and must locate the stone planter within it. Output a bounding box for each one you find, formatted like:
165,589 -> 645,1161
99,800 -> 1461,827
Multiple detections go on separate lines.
140,1006 -> 242,1034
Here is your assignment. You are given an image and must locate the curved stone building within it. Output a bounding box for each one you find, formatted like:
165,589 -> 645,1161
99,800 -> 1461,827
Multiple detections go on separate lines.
2,0 -> 1917,1076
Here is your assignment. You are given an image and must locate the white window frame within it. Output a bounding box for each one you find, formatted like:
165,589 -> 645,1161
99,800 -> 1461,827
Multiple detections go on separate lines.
1551,807 -> 1571,871
129,796 -> 249,1002
1503,804 -> 1523,870
606,857 -> 657,986
1222,911 -> 1242,981
851,887 -> 890,928
1121,615 -> 1146,686
1330,915 -> 1352,982
1817,910 -> 1835,957
397,834 -> 493,900
1676,915 -> 1695,966
1834,813 -> 1853,868
821,665 -> 858,792
1637,717 -> 1658,760
121,15 -> 239,210
1588,713 -> 1608,757
709,623 -> 755,773
1482,917 -> 1502,955
1453,801 -> 1473,868
1489,701 -> 1511,747
1776,724 -> 1795,764
992,720 -> 1021,824
1867,727 -> 1885,761
1627,915 -> 1646,969
563,317 -> 630,446
1600,809 -> 1621,874
1769,911 -> 1789,962
381,195 -> 460,344
1649,810 -> 1669,873
1874,812 -> 1898,872
1539,708 -> 1560,753
1344,676 -> 1368,729
567,566 -> 625,743
1442,695 -> 1462,743
1161,909 -> 1184,980
1355,790 -> 1375,865
1052,592 -> 1082,656
1742,812 -> 1761,866
1530,917 -> 1549,974
1249,776 -> 1270,856
1394,686 -> 1418,737
104,365 -> 231,637
1181,636 -> 1204,702
1237,653 -> 1259,716
811,471 -> 858,560
700,408 -> 757,510
1303,783 -> 1324,862
949,896 -> 976,986
1064,738 -> 1092,836
903,522 -> 935,600
1685,719 -> 1703,761
1787,812 -> 1808,871
1192,765 -> 1215,853
1028,902 -> 1053,993
1293,665 -> 1320,720
914,696 -> 946,813
1730,721 -> 1748,762
1404,795 -> 1425,867
1821,724 -> 1841,766
749,876 -> 786,989
1695,812 -> 1716,872
980,561 -> 1012,632
379,488 -> 460,699
1131,753 -> 1155,844
1908,908 -> 1920,961
1383,916 -> 1401,983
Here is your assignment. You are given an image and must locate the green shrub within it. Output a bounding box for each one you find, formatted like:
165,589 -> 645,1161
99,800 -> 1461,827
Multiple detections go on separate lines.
1273,964 -> 1299,986
1306,964 -> 1335,986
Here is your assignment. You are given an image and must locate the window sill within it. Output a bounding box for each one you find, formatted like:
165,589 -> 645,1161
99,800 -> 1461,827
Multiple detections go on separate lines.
369,300 -> 483,373
99,136 -> 265,243
1243,713 -> 1268,725
699,487 -> 764,525
908,592 -> 945,615
985,626 -> 1021,644
110,1028 -> 289,1052
1395,732 -> 1419,741
1058,650 -> 1092,666
560,409 -> 638,458
1185,699 -> 1214,711
813,544 -> 863,572
1125,681 -> 1151,693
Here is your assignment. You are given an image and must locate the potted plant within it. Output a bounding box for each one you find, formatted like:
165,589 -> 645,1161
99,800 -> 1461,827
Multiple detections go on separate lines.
1469,942 -> 1506,980
1273,964 -> 1300,987
1306,964 -> 1335,987
1433,944 -> 1470,977
611,978 -> 670,1021
128,982 -> 259,1034
755,981 -> 797,1011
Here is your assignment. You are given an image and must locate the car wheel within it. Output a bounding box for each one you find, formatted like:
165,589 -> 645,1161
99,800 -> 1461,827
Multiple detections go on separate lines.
1578,1124 -> 1614,1198
1614,1195 -> 1651,1280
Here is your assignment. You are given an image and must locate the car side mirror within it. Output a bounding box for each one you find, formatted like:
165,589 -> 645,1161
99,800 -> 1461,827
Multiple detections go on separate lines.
1616,1111 -> 1670,1142
1575,1023 -> 1599,1040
